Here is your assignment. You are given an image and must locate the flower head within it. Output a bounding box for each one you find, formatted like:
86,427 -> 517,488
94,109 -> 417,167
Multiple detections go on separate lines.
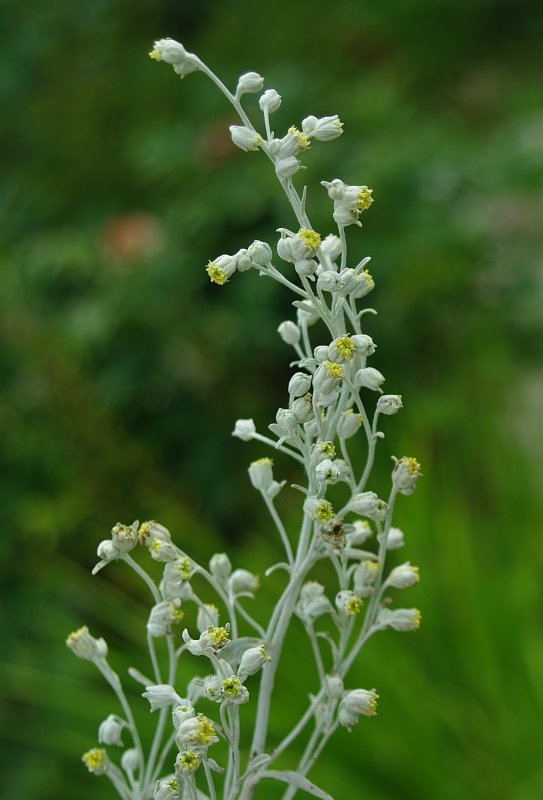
82,748 -> 109,775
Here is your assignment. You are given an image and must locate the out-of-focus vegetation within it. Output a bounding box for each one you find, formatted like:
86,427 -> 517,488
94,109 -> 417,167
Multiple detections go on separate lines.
1,0 -> 543,797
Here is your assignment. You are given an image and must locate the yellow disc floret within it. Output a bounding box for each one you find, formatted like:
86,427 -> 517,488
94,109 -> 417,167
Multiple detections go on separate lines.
335,336 -> 355,360
345,596 -> 363,616
299,228 -> 321,251
82,748 -> 107,773
177,556 -> 193,581
177,751 -> 200,772
323,360 -> 344,380
288,126 -> 310,150
316,500 -> 334,523
356,187 -> 374,211
403,457 -> 422,475
148,49 -> 161,61
206,263 -> 228,285
195,715 -> 216,745
208,626 -> 230,648
222,676 -> 242,697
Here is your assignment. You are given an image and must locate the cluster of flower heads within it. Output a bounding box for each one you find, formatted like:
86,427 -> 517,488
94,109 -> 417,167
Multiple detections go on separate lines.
66,37 -> 424,800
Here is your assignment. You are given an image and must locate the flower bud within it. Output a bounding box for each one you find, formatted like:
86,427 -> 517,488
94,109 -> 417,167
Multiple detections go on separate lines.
392,456 -> 422,495
336,590 -> 363,616
337,409 -> 363,439
294,258 -> 318,277
377,394 -> 403,415
154,778 -> 179,800
355,367 -> 385,392
379,526 -> 405,550
377,607 -> 421,632
236,71 -> 265,95
149,39 -> 197,73
66,626 -> 108,661
150,538 -> 179,563
387,562 -> 420,589
346,519 -> 373,546
353,560 -> 379,597
203,674 -> 224,703
229,125 -> 263,152
296,581 -> 333,622
351,334 -> 376,357
320,234 -> 342,261
315,458 -> 340,484
98,714 -> 125,747
313,345 -> 330,363
339,689 -> 379,731
248,239 -> 273,266
121,749 -> 140,773
297,306 -> 320,326
278,320 -> 300,345
259,88 -> 282,113
248,457 -> 274,491
209,552 -> 232,581
317,271 -> 341,292
238,645 -> 271,681
234,248 -> 252,272
290,392 -> 313,423
197,603 -> 220,632
277,234 -> 296,263
324,674 -> 344,700
111,521 -> 138,553
301,114 -> 344,141
172,702 -> 195,728
147,599 -> 183,637
349,491 -> 387,521
272,407 -> 298,441
288,372 -> 312,398
92,539 -> 122,575
142,684 -> 182,712
229,568 -> 259,595
232,418 -> 256,441
275,156 -> 301,178
82,748 -> 109,775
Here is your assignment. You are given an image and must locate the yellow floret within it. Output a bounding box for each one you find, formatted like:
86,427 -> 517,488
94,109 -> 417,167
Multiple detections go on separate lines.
323,360 -> 344,380
316,501 -> 334,523
345,596 -> 363,616
335,336 -> 355,360
356,187 -> 374,211
299,228 -> 321,251
206,263 -> 228,285
288,126 -> 310,150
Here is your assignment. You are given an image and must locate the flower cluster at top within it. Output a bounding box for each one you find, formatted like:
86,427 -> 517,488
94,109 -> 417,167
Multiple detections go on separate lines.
66,37 -> 423,800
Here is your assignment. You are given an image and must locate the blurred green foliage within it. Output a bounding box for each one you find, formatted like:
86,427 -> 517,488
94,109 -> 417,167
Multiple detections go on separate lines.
1,0 -> 543,797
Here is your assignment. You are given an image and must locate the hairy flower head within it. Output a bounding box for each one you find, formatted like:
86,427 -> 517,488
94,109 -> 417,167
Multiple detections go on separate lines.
82,748 -> 108,774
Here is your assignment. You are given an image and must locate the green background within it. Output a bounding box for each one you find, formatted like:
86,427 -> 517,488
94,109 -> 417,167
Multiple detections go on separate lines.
1,0 -> 543,797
